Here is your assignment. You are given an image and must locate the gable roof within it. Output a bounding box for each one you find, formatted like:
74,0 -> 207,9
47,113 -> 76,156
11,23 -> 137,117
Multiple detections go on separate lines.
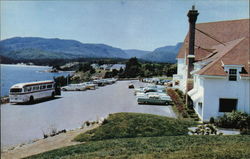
177,19 -> 249,59
196,37 -> 249,77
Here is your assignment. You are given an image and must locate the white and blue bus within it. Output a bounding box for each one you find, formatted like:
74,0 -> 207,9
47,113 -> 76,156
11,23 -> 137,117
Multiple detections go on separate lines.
9,80 -> 56,103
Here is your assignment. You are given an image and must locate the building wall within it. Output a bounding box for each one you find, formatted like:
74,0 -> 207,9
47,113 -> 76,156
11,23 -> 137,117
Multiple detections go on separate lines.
192,74 -> 205,119
174,58 -> 188,92
177,58 -> 185,75
201,77 -> 250,121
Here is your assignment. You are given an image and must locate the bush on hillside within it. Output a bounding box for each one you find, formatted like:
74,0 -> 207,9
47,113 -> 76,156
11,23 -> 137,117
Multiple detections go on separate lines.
215,111 -> 250,130
167,89 -> 189,118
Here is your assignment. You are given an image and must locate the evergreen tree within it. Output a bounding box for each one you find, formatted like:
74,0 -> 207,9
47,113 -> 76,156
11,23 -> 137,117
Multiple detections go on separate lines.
124,57 -> 141,78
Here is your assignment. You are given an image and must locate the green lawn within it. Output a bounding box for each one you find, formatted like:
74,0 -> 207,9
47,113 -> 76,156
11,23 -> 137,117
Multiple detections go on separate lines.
74,112 -> 196,142
26,135 -> 250,159
24,113 -> 250,159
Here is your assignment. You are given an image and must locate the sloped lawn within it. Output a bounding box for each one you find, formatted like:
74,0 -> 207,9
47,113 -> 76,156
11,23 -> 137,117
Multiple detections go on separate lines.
74,112 -> 196,142
26,135 -> 250,159
24,113 -> 250,159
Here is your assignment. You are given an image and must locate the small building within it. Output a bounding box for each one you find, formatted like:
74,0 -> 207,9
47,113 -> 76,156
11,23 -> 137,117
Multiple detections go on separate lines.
91,63 -> 100,69
109,64 -> 126,71
99,64 -> 112,70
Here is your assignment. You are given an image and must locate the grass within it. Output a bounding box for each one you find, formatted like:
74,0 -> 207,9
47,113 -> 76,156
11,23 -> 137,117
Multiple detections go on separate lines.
26,135 -> 250,159
23,113 -> 250,158
74,112 -> 196,142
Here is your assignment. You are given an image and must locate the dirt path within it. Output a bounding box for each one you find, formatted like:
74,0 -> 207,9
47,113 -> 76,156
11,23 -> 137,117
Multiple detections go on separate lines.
1,125 -> 98,159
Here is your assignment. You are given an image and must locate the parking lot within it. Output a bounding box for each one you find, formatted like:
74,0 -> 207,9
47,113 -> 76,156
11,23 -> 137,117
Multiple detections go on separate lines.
1,80 -> 176,148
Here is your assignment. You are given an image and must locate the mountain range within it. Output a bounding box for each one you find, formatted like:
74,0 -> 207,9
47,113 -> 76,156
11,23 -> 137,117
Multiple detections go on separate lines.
0,37 -> 182,63
140,42 -> 183,63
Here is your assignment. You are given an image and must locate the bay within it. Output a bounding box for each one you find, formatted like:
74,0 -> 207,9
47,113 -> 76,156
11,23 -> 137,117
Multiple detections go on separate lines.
0,64 -> 71,97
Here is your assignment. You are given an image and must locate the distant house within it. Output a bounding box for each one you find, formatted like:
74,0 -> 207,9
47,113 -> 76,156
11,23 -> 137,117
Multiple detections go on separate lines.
173,7 -> 249,121
110,64 -> 126,71
99,64 -> 112,70
99,64 -> 126,71
91,63 -> 100,69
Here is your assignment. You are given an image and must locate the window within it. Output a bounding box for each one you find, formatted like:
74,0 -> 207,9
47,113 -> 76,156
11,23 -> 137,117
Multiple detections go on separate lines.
24,87 -> 32,92
229,69 -> 237,81
10,88 -> 22,93
47,84 -> 53,89
33,86 -> 39,91
40,85 -> 46,90
219,98 -> 237,112
198,102 -> 202,109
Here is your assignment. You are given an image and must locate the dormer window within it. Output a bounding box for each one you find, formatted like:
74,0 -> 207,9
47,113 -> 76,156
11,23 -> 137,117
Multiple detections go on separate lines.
229,69 -> 237,81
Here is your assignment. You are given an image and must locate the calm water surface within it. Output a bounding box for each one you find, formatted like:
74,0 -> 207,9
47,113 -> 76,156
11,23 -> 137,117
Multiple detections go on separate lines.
0,64 -> 70,97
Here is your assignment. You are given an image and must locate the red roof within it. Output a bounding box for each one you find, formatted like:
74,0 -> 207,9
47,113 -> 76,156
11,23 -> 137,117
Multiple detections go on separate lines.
197,37 -> 249,77
177,19 -> 249,77
177,19 -> 249,58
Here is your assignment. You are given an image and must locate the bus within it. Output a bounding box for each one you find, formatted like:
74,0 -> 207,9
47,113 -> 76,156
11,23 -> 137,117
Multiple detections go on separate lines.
9,80 -> 57,103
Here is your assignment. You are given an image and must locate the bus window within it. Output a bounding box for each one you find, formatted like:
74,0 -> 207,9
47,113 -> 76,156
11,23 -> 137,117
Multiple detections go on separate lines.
10,88 -> 22,93
33,86 -> 39,91
24,87 -> 32,92
40,85 -> 46,90
47,84 -> 53,89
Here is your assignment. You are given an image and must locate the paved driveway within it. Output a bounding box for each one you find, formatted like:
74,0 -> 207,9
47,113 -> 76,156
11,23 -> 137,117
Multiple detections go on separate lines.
1,80 -> 176,148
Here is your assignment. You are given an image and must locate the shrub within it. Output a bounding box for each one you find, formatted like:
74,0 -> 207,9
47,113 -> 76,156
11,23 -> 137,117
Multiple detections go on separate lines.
167,89 -> 189,118
187,109 -> 195,114
102,118 -> 108,125
215,111 -> 250,129
175,89 -> 184,100
190,124 -> 218,135
209,117 -> 215,124
240,128 -> 250,135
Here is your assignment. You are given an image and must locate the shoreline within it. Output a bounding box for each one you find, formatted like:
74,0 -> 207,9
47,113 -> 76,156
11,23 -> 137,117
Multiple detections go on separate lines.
0,64 -> 50,68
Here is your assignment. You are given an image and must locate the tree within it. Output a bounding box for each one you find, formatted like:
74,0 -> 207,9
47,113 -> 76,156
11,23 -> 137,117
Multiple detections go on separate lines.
124,57 -> 141,78
78,63 -> 95,74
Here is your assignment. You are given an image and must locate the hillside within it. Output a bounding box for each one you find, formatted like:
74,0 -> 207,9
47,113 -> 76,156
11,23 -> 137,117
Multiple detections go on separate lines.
0,37 -> 182,63
0,37 -> 128,60
123,49 -> 150,58
141,42 -> 183,63
25,113 -> 250,159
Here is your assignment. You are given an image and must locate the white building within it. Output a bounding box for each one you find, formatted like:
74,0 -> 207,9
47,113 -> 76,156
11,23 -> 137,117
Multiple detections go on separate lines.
173,16 -> 249,121
110,64 -> 126,71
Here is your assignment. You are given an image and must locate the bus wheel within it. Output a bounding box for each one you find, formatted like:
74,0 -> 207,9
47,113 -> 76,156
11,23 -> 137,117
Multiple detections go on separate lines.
29,96 -> 34,103
51,92 -> 55,98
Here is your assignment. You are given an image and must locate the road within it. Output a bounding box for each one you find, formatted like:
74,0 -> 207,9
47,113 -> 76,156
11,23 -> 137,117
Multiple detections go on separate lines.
1,80 -> 176,149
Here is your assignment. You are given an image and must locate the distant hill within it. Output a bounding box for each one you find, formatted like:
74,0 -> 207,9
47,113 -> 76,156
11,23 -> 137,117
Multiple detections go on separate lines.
0,37 -> 182,63
140,42 -> 183,63
0,37 -> 128,60
123,49 -> 150,58
0,55 -> 16,64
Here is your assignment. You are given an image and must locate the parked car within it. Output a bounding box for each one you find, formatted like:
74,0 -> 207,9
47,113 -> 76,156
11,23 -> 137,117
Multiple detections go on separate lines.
128,83 -> 134,89
61,84 -> 87,91
137,92 -> 172,105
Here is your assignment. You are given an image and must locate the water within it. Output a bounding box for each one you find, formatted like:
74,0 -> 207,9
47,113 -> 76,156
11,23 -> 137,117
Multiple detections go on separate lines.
0,64 -> 70,97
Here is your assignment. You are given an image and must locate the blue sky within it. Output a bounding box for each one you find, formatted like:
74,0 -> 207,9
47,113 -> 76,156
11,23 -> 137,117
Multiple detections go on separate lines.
1,0 -> 249,51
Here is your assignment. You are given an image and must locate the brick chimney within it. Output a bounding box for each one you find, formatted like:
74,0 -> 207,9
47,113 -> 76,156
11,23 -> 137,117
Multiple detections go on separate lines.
187,5 -> 199,78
